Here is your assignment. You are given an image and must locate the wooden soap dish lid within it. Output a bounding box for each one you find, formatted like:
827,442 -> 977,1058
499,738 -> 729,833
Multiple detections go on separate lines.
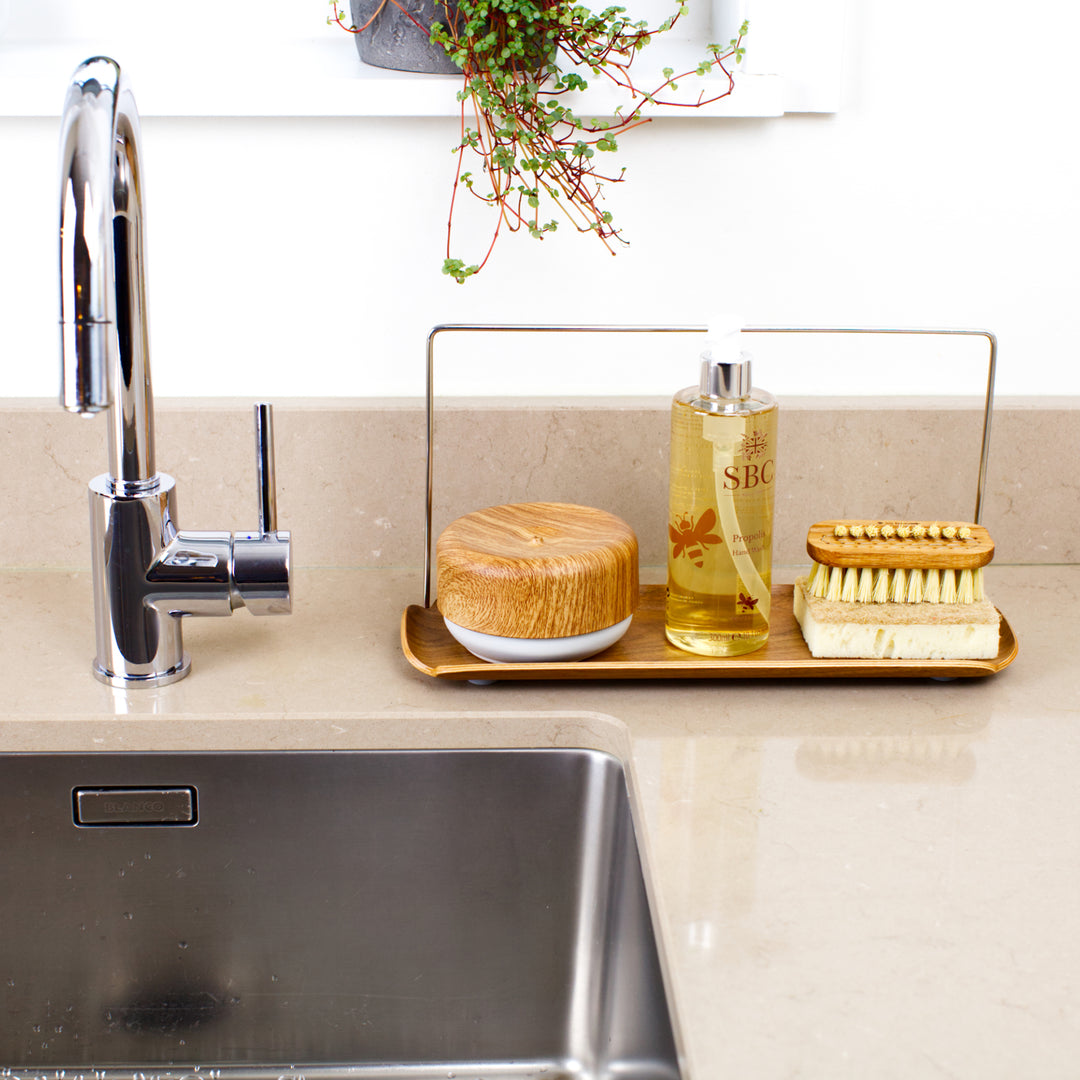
436,502 -> 639,640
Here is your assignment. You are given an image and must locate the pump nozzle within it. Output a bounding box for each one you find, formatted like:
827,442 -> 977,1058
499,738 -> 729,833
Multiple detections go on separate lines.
701,314 -> 750,398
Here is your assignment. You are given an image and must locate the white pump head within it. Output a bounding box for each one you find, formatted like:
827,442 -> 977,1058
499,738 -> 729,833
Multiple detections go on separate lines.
700,314 -> 751,398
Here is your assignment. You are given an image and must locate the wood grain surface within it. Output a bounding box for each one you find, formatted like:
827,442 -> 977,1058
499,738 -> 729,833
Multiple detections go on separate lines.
807,520 -> 995,570
436,502 -> 639,638
402,584 -> 1018,681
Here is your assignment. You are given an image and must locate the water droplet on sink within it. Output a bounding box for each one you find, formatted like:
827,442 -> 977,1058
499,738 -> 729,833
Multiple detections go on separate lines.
178,941 -> 189,949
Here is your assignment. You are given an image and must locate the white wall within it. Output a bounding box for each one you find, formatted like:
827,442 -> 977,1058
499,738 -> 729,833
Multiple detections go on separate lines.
1,0 -> 1077,399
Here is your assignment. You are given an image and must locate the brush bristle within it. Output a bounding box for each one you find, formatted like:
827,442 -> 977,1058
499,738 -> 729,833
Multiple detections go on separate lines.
807,561 -> 987,604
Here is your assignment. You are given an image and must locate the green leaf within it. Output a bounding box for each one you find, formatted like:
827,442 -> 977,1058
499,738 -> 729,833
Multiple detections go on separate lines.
443,258 -> 480,284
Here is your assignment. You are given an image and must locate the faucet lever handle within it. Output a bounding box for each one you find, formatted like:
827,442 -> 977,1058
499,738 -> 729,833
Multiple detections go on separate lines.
255,402 -> 278,535
232,401 -> 291,616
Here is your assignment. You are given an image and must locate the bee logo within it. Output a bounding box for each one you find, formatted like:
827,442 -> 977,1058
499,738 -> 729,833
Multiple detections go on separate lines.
738,592 -> 759,613
669,508 -> 722,568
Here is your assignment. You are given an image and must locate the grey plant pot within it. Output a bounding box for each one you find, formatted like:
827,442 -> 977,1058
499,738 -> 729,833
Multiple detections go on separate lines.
350,0 -> 462,74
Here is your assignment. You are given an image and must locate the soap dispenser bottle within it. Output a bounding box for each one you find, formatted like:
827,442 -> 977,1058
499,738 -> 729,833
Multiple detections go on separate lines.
666,319 -> 778,656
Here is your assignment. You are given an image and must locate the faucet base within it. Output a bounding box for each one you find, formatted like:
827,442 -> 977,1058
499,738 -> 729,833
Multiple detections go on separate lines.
92,652 -> 191,688
89,472 -> 190,686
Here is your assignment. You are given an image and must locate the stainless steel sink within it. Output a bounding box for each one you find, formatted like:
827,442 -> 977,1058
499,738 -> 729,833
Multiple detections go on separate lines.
0,749 -> 681,1079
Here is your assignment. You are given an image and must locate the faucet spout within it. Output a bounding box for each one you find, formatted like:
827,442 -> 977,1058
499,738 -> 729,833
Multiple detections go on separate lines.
59,57 -> 291,688
59,55 -> 155,487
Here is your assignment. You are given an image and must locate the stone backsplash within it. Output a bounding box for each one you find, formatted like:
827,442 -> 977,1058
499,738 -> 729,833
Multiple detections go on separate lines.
4,396 -> 1076,570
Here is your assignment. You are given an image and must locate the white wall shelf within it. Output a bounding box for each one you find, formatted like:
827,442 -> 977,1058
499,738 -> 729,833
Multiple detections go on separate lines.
0,37 -> 791,119
0,0 -> 844,117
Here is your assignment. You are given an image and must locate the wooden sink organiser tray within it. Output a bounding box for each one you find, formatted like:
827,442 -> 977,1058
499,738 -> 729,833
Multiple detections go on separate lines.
403,324 -> 1019,683
402,583 -> 1017,681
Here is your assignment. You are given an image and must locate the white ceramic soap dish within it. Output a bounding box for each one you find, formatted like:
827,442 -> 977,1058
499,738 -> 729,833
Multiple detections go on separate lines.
443,614 -> 634,664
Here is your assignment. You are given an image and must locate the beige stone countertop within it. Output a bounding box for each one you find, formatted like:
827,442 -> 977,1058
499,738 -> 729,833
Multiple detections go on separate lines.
2,563 -> 1079,1078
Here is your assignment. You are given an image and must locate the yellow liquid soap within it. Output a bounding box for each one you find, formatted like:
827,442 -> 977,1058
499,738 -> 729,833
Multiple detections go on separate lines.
665,372 -> 778,657
665,583 -> 773,657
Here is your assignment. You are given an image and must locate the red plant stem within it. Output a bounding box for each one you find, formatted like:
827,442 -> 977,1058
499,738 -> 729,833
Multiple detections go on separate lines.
445,111 -> 466,259
447,95 -> 504,275
329,0 -> 430,38
418,4 -> 745,274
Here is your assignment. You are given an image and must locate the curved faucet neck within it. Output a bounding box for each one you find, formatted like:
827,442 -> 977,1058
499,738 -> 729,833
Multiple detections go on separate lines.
59,56 -> 156,488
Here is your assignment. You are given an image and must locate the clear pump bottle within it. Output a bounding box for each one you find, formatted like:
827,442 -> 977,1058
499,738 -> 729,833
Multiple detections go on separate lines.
665,320 -> 778,656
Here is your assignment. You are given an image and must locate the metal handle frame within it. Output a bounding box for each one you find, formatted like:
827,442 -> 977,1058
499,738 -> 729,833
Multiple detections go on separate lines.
254,402 -> 278,534
423,324 -> 998,608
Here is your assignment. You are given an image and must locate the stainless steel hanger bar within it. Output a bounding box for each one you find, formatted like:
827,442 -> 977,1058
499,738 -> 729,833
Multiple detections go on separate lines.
424,324 -> 997,608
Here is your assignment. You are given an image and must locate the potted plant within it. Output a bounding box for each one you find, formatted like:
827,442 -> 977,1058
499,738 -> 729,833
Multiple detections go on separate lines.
330,0 -> 747,281
342,0 -> 463,73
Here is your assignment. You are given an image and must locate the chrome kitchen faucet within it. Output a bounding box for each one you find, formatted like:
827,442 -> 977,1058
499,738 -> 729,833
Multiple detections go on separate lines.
59,57 -> 291,687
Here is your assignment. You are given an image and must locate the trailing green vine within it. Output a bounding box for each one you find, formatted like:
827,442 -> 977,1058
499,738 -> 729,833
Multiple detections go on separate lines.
331,0 -> 746,282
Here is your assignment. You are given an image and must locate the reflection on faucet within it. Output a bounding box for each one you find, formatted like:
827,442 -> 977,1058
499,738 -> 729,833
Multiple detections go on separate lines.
59,57 -> 291,687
